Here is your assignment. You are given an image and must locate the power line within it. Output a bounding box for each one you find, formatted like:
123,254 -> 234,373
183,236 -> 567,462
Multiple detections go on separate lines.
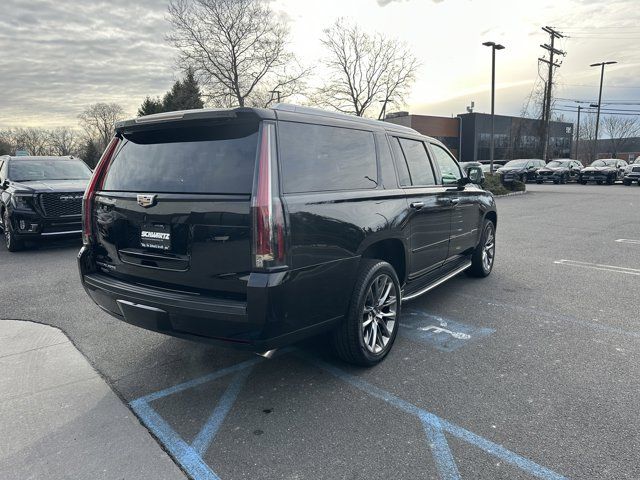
554,108 -> 640,116
557,83 -> 640,89
556,97 -> 640,105
553,26 -> 640,32
567,36 -> 640,40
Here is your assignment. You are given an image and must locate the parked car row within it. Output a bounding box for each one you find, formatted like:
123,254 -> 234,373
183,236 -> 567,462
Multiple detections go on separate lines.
486,157 -> 640,186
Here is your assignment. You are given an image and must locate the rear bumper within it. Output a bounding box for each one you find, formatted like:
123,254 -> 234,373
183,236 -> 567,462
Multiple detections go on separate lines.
78,246 -> 346,350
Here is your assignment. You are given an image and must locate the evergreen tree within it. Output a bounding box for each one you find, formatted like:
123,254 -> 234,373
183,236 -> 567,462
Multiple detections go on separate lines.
163,69 -> 204,112
137,96 -> 164,117
80,139 -> 101,169
136,69 -> 205,117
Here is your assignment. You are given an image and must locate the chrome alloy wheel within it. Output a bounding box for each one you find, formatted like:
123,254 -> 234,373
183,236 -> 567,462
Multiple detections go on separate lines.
3,212 -> 11,249
482,224 -> 495,272
362,274 -> 398,354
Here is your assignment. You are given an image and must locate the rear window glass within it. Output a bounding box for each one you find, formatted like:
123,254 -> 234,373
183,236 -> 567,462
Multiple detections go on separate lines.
278,122 -> 377,193
102,123 -> 259,194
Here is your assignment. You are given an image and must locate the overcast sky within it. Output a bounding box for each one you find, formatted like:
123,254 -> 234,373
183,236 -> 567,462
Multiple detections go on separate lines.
1,0 -> 639,128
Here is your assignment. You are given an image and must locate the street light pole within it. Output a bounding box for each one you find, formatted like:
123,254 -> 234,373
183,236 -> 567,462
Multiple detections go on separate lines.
575,104 -> 581,161
482,41 -> 505,173
590,61 -> 617,159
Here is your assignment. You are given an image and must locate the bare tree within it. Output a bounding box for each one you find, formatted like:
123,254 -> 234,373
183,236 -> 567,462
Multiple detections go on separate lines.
601,115 -> 640,157
577,113 -> 598,164
0,130 -> 15,155
48,127 -> 79,156
78,103 -> 125,151
314,18 -> 419,119
167,0 -> 309,108
11,128 -> 50,156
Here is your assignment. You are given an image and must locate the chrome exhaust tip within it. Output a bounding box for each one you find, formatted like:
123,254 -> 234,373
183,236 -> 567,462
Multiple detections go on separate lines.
256,349 -> 277,359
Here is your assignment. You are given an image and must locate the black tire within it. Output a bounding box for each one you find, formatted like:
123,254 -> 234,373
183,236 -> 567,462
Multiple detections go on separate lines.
606,175 -> 615,185
536,179 -> 543,184
520,174 -> 527,184
3,210 -> 23,252
580,180 -> 588,185
553,179 -> 559,184
597,180 -> 603,185
332,259 -> 401,366
467,219 -> 495,278
623,179 -> 631,186
561,174 -> 568,184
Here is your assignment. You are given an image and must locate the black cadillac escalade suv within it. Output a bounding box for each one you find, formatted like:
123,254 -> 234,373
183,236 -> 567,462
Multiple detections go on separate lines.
78,105 -> 497,366
0,155 -> 92,251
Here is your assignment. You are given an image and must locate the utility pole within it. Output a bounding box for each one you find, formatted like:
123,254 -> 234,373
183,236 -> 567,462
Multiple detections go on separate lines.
575,104 -> 581,161
270,90 -> 281,104
590,61 -> 617,158
538,26 -> 565,161
379,99 -> 389,120
482,41 -> 505,173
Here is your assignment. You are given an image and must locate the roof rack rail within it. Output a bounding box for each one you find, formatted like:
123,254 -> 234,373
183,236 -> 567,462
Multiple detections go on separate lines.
272,103 -> 418,134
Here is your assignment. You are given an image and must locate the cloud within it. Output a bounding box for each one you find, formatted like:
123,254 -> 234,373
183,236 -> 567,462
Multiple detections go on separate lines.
377,0 -> 443,6
0,0 -> 176,128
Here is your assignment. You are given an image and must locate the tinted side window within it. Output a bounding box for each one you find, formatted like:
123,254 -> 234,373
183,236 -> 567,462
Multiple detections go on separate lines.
0,161 -> 4,183
398,138 -> 435,186
279,122 -> 377,193
389,137 -> 411,187
431,144 -> 461,185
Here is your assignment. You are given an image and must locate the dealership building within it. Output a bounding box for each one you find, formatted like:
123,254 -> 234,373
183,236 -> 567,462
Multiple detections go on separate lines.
385,111 -> 573,161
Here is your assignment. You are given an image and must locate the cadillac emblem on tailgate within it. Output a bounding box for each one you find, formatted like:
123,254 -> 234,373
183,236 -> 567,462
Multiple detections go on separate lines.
137,194 -> 157,208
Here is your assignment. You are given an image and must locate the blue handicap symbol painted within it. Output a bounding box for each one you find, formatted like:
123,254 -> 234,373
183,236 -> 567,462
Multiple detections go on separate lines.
400,309 -> 495,352
130,349 -> 567,480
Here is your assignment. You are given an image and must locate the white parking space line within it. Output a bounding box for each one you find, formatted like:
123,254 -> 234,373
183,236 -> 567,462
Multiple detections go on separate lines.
554,259 -> 640,276
615,239 -> 640,245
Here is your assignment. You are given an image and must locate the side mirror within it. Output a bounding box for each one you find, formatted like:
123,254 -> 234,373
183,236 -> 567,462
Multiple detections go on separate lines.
1,179 -> 8,189
466,166 -> 484,185
528,165 -> 536,170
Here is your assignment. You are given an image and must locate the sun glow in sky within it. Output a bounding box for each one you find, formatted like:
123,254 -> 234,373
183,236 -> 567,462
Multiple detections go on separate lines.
0,0 -> 638,128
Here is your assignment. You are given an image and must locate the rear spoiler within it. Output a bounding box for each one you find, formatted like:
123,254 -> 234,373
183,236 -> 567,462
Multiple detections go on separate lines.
115,107 -> 275,133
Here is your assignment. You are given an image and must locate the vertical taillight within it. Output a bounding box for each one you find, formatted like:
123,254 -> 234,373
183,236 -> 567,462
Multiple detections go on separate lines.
252,122 -> 287,270
82,136 -> 120,245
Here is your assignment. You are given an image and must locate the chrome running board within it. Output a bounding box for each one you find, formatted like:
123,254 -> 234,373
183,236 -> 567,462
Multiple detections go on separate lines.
401,261 -> 472,302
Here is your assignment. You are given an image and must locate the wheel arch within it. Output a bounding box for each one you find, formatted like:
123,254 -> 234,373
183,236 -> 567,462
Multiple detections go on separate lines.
484,210 -> 497,230
359,238 -> 407,286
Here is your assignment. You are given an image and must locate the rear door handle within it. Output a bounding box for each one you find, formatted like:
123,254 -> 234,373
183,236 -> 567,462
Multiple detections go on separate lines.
410,201 -> 425,210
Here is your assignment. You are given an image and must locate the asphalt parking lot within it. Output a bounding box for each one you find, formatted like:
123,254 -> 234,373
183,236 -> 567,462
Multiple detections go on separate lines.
2,183 -> 639,480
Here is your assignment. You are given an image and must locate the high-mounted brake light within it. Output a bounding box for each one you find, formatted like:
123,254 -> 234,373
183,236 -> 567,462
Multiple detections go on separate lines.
82,136 -> 120,244
252,122 -> 286,269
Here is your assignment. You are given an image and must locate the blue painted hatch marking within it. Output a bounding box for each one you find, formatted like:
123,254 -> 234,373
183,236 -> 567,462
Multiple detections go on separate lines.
400,309 -> 495,352
130,350 -> 566,480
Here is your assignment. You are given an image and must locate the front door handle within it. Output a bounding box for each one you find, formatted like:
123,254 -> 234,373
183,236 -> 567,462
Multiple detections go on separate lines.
410,201 -> 425,210
449,198 -> 460,205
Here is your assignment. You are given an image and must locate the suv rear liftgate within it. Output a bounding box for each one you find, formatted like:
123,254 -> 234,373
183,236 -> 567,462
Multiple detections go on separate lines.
79,109 -> 294,348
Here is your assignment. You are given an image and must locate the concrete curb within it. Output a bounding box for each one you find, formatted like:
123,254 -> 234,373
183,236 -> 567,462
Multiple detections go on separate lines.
495,190 -> 528,197
0,319 -> 185,480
